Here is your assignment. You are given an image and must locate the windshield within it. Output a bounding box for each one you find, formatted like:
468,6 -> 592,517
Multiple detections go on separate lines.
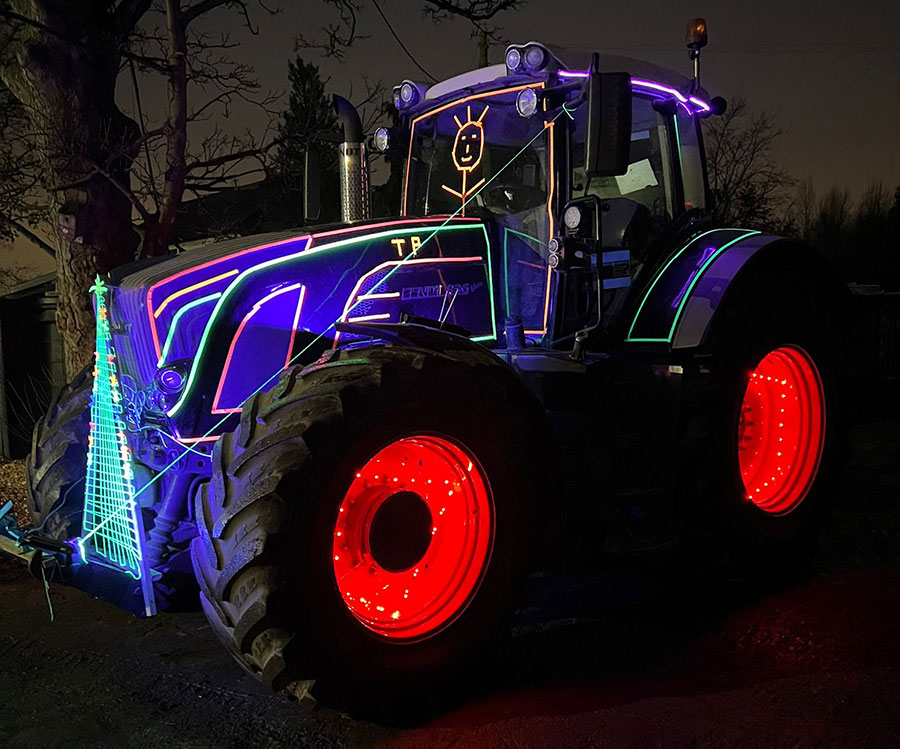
403,85 -> 556,334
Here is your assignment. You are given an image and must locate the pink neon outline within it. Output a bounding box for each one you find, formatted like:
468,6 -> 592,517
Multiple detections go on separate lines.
146,219 -> 465,360
210,283 -> 305,414
332,256 -> 484,346
346,312 -> 391,323
558,70 -> 711,113
175,435 -> 219,444
358,291 -> 401,301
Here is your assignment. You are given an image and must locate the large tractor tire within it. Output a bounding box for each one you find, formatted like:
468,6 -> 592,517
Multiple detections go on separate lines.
191,345 -> 547,712
677,255 -> 847,572
25,366 -> 92,540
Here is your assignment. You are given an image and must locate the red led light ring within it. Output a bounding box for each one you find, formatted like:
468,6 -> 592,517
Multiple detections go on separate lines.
332,435 -> 493,640
738,345 -> 825,515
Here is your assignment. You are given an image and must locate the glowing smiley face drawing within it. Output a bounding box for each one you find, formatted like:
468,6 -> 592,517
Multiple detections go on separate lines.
442,104 -> 489,214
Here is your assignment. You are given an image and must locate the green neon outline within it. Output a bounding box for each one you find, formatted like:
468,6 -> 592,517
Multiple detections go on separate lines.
168,223 -> 485,416
501,227 -> 544,317
673,113 -> 685,180
625,229 -> 760,343
479,224 -> 498,342
157,292 -> 221,366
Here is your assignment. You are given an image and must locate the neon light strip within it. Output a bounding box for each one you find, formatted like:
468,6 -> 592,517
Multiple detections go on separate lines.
402,83 -> 545,215
689,96 -> 711,113
285,285 -> 307,369
625,230 -> 760,343
332,255 -> 485,346
538,119 -> 556,335
358,292 -> 401,301
557,71 -> 710,113
154,269 -> 237,319
157,292 -> 221,367
84,108 -> 578,534
346,312 -> 391,323
168,225 -> 483,417
211,283 -> 305,414
145,218 -> 469,359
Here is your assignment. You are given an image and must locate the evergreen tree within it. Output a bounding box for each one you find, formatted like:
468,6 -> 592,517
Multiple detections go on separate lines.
275,56 -> 340,224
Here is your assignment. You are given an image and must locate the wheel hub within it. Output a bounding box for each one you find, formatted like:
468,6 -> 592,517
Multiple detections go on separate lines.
332,435 -> 493,640
368,491 -> 433,572
737,345 -> 825,515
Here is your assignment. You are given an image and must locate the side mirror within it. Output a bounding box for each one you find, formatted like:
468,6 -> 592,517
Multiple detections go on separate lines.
303,148 -> 321,223
584,60 -> 632,178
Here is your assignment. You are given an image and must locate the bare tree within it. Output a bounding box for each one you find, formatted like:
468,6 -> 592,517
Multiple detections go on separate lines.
703,97 -> 795,231
422,0 -> 524,67
0,1 -> 279,377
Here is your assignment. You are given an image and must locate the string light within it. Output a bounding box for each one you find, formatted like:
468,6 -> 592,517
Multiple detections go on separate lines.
79,277 -> 146,580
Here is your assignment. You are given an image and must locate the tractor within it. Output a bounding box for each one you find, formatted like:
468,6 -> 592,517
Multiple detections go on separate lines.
1,21 -> 849,712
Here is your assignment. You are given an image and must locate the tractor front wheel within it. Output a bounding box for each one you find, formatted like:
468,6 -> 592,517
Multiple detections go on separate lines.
25,366 -> 92,539
190,345 -> 545,712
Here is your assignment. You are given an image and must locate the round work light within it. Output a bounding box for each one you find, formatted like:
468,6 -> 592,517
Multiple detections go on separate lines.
399,82 -> 415,104
506,47 -> 522,71
516,88 -> 539,118
563,205 -> 583,231
373,127 -> 390,152
524,45 -> 546,71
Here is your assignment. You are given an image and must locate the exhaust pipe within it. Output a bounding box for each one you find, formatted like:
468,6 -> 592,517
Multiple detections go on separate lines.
333,95 -> 370,223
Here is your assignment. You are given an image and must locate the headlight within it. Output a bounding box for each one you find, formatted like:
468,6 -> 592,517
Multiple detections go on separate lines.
516,88 -> 539,118
505,47 -> 522,71
400,82 -> 415,104
157,367 -> 185,394
563,205 -> 582,230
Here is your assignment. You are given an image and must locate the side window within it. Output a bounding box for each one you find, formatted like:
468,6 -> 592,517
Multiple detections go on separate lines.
676,108 -> 706,211
571,95 -> 677,221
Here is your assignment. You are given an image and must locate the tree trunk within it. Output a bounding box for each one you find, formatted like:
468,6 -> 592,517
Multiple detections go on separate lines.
1,2 -> 141,378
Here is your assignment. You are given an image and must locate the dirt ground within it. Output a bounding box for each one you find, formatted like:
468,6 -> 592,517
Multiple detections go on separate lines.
1,415 -> 899,748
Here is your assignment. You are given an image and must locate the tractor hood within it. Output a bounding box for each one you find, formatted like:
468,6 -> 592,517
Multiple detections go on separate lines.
110,216 -> 497,439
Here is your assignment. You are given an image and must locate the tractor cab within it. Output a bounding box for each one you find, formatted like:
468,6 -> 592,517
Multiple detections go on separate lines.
378,41 -> 717,346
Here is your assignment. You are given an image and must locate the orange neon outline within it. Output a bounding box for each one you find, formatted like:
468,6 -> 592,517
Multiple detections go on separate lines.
332,256 -> 484,346
402,83 -> 544,215
154,269 -> 238,319
210,283 -> 306,414
400,83 -> 555,337
145,218 -> 470,360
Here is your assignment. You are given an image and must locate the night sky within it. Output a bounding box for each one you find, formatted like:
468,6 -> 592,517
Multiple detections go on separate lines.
207,0 -> 900,197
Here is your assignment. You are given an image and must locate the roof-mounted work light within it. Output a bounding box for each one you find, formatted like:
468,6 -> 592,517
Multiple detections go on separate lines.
392,80 -> 428,110
505,42 -> 556,75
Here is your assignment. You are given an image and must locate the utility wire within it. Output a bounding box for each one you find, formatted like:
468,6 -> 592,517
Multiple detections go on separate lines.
370,0 -> 439,82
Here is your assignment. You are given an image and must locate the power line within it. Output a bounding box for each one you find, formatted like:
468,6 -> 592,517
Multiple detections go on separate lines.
370,0 -> 439,82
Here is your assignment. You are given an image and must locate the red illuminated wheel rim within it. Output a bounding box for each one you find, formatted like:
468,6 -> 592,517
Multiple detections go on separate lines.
738,345 -> 825,515
332,435 -> 494,640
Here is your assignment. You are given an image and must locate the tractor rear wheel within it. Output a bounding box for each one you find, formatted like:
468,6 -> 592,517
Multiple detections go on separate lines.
25,366 -> 92,539
190,345 -> 545,713
677,263 -> 846,572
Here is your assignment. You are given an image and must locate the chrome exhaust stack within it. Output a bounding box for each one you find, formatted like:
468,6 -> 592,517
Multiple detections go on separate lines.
333,95 -> 370,223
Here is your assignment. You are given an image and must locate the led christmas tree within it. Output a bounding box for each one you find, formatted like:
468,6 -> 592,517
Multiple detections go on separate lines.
79,276 -> 145,579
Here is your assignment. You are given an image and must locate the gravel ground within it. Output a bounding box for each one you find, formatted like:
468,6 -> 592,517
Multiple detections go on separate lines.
1,414 -> 899,748
0,459 -> 28,528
